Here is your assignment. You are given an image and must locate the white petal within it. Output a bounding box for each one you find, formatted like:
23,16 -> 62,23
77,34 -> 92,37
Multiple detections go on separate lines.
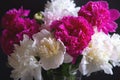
64,53 -> 73,63
33,29 -> 51,46
40,52 -> 64,70
79,56 -> 89,75
100,64 -> 113,75
33,67 -> 43,80
21,72 -> 33,80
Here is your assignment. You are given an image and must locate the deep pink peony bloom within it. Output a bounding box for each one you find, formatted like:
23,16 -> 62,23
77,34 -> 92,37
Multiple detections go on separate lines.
1,7 -> 30,30
0,7 -> 40,55
50,16 -> 94,63
78,1 -> 120,34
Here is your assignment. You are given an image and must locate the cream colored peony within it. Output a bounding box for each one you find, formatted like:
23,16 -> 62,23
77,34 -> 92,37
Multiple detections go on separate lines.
33,29 -> 66,70
42,0 -> 80,27
8,35 -> 42,80
79,31 -> 114,76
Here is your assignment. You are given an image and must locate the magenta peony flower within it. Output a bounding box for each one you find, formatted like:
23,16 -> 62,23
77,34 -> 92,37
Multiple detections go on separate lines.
0,7 -> 40,55
78,1 -> 120,34
1,7 -> 30,30
50,16 -> 94,63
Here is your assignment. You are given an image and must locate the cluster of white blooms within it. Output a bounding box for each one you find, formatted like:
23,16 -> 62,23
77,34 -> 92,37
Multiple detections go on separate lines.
8,29 -> 66,80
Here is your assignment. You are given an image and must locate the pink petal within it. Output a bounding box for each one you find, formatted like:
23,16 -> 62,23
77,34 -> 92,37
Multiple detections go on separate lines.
99,1 -> 109,9
110,9 -> 120,21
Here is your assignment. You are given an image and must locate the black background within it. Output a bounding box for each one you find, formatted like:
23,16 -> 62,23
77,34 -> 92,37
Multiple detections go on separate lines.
0,0 -> 120,80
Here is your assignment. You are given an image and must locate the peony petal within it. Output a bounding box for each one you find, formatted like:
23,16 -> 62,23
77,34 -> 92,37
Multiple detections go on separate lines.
33,67 -> 42,80
64,53 -> 73,63
40,52 -> 64,70
32,29 -> 51,47
99,1 -> 109,9
110,9 -> 120,21
21,72 -> 33,80
106,21 -> 118,33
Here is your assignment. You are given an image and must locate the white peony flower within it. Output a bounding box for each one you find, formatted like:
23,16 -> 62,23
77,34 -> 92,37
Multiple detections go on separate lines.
110,34 -> 120,67
42,0 -> 80,27
79,31 -> 114,76
8,35 -> 42,80
33,29 -> 66,70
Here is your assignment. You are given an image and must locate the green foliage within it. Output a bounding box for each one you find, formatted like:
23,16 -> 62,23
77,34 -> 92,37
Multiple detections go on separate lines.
42,55 -> 83,80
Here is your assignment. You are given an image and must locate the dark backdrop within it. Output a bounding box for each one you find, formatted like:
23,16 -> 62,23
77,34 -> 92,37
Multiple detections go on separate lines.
0,0 -> 120,80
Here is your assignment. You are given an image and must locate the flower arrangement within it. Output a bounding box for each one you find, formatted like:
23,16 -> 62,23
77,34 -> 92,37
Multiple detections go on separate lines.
0,0 -> 120,80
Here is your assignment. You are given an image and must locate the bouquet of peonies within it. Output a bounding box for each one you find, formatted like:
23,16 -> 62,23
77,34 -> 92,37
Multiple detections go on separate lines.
0,0 -> 120,80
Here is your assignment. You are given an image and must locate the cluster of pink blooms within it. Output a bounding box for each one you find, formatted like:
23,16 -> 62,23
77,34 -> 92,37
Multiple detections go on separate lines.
0,1 -> 120,63
0,7 -> 40,55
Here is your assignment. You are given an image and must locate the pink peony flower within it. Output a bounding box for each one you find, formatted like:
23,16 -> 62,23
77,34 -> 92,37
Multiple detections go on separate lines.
50,16 -> 94,63
0,7 -> 40,55
1,7 -> 30,30
78,1 -> 120,34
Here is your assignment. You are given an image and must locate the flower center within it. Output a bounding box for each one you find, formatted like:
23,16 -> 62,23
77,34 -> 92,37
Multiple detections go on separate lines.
38,37 -> 60,58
